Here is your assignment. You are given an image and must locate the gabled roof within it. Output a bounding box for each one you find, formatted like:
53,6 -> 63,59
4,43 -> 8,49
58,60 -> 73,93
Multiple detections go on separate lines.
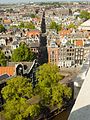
26,30 -> 40,37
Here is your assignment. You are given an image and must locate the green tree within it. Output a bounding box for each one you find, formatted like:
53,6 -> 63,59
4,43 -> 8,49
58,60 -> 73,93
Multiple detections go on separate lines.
25,22 -> 35,29
67,23 -> 76,29
36,64 -> 71,108
19,22 -> 35,29
19,22 -> 24,28
79,10 -> 90,20
50,21 -> 62,32
1,64 -> 72,120
1,76 -> 40,120
30,14 -> 36,18
0,50 -> 6,66
51,84 -> 71,108
11,43 -> 36,62
0,24 -> 6,33
10,25 -> 18,29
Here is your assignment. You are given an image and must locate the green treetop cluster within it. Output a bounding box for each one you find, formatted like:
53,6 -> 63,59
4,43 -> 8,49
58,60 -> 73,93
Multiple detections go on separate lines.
0,50 -> 6,66
1,77 -> 40,120
0,24 -> 6,33
79,10 -> 90,20
49,21 -> 62,32
36,64 -> 71,108
1,64 -> 72,120
67,23 -> 77,29
19,22 -> 35,29
11,43 -> 36,62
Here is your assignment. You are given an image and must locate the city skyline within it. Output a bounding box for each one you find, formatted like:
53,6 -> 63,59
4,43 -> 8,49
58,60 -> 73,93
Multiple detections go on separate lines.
0,0 -> 89,4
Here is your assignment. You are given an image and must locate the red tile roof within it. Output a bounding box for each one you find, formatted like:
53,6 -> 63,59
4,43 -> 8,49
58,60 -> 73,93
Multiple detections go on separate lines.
0,67 -> 15,76
26,30 -> 40,37
74,40 -> 84,47
58,29 -> 71,37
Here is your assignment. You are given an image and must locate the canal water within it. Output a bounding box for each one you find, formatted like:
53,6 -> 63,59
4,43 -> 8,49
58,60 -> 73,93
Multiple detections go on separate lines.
52,109 -> 70,120
51,101 -> 74,120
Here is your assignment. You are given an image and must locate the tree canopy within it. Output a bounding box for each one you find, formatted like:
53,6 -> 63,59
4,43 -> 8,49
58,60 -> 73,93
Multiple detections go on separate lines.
0,50 -> 6,66
79,10 -> 90,20
1,76 -> 40,120
30,14 -> 36,18
1,64 -> 72,120
67,23 -> 76,29
36,64 -> 72,108
19,22 -> 35,29
0,24 -> 6,33
49,21 -> 62,32
11,43 -> 36,62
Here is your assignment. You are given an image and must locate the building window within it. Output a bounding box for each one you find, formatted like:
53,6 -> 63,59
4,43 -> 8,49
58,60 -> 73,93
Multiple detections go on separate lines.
76,56 -> 77,60
81,49 -> 84,51
81,52 -> 83,55
76,49 -> 78,52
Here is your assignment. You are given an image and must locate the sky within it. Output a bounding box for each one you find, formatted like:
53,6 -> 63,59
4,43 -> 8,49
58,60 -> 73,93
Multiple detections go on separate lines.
0,0 -> 86,4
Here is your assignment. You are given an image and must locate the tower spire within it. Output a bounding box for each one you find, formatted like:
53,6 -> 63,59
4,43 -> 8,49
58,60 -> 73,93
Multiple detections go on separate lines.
41,10 -> 46,33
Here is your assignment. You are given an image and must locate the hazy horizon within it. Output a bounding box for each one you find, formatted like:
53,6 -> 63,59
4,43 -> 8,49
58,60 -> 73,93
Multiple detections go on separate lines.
0,0 -> 89,4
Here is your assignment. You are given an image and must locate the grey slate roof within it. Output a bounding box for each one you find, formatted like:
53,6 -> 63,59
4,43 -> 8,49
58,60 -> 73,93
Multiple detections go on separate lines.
0,74 -> 9,81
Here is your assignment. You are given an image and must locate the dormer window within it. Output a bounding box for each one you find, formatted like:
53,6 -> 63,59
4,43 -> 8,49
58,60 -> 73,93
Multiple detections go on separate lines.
50,41 -> 56,48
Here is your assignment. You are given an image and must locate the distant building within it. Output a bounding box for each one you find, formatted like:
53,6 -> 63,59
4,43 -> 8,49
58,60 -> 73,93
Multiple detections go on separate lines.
0,38 -> 6,46
3,19 -> 12,29
11,40 -> 19,50
48,41 -> 59,65
74,40 -> 84,65
75,47 -> 84,65
58,45 -> 75,68
3,19 -> 12,25
47,42 -> 84,68
58,29 -> 71,38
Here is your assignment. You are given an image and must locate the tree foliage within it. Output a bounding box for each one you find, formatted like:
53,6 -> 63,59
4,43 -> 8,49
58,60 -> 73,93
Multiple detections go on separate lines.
0,24 -> 6,33
11,43 -> 36,62
19,22 -> 35,29
49,21 -> 62,32
67,23 -> 76,29
1,64 -> 72,120
79,10 -> 90,20
0,50 -> 6,66
1,76 -> 40,120
36,64 -> 72,108
30,14 -> 36,18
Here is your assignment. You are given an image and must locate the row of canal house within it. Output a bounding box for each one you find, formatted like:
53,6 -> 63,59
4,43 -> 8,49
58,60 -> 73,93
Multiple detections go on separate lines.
47,29 -> 85,68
